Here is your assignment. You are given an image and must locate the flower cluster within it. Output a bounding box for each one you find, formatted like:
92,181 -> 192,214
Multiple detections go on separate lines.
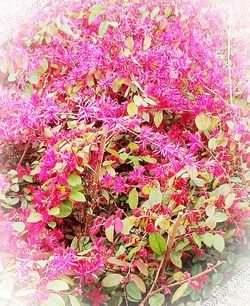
0,0 -> 249,305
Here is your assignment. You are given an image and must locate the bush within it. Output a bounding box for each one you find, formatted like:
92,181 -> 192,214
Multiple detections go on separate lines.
0,0 -> 249,305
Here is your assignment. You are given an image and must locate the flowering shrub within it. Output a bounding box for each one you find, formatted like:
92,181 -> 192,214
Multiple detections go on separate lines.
0,0 -> 249,305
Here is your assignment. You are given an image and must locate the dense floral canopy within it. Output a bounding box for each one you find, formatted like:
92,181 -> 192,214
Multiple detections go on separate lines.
0,0 -> 249,306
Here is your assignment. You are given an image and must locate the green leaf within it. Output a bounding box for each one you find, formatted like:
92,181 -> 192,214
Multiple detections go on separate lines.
205,205 -> 216,217
150,6 -> 160,20
185,92 -> 195,101
60,23 -> 74,36
142,112 -> 150,122
108,21 -> 119,28
124,36 -> 134,50
121,217 -> 136,235
142,156 -> 157,163
70,191 -> 86,202
44,293 -> 65,306
68,174 -> 82,187
171,282 -> 189,303
8,72 -> 17,82
128,188 -> 138,209
214,212 -> 228,222
193,177 -> 205,187
71,237 -> 78,249
220,263 -> 233,273
46,279 -> 69,291
149,188 -> 162,206
213,234 -> 225,253
88,5 -> 105,24
149,233 -> 167,256
191,263 -> 202,276
69,295 -> 81,306
187,166 -> 198,180
48,221 -> 57,229
227,252 -> 236,264
39,58 -> 48,73
134,259 -> 148,277
211,273 -> 224,286
224,229 -> 235,241
173,272 -> 183,281
143,36 -> 152,51
89,4 -> 105,14
202,233 -> 214,248
23,175 -> 33,183
212,184 -> 231,198
190,291 -> 200,301
170,250 -> 182,268
119,152 -> 129,161
134,95 -> 143,106
12,222 -> 25,233
233,256 -> 249,269
48,207 -> 60,216
107,257 -> 128,267
29,73 -> 39,85
127,245 -> 141,260
128,142 -> 139,151
145,97 -> 157,105
126,282 -> 142,301
105,225 -> 114,243
192,233 -> 202,248
131,274 -> 146,293
102,273 -> 124,287
202,284 -> 213,299
106,147 -> 119,157
7,169 -> 18,177
56,200 -> 73,218
165,8 -> 172,18
195,114 -> 211,131
225,193 -> 236,208
108,294 -> 123,306
208,137 -> 218,150
127,102 -> 138,117
154,111 -> 163,128
98,20 -> 109,37
155,216 -> 170,231
27,212 -> 42,223
149,293 -> 165,306
175,240 -> 189,252
206,216 -> 217,229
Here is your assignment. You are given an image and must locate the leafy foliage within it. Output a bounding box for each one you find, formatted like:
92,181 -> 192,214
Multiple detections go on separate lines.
0,0 -> 249,305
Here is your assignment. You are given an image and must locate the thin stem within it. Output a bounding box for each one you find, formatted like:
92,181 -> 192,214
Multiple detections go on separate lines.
203,85 -> 227,103
126,233 -> 147,279
17,140 -> 31,168
92,126 -> 107,199
159,212 -> 183,277
203,144 -> 232,187
139,213 -> 183,306
140,261 -> 224,305
140,254 -> 165,306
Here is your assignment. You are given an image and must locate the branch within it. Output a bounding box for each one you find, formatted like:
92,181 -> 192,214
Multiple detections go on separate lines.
140,261 -> 224,305
92,126 -> 107,199
17,140 -> 31,168
159,212 -> 184,277
139,213 -> 183,306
